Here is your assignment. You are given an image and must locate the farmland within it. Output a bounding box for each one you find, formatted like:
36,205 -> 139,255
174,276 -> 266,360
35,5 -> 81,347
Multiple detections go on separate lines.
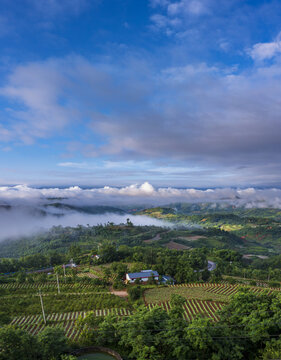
136,206 -> 281,254
144,282 -> 281,304
147,299 -> 224,322
10,308 -> 132,341
6,277 -> 281,343
0,281 -> 108,294
0,279 -> 129,317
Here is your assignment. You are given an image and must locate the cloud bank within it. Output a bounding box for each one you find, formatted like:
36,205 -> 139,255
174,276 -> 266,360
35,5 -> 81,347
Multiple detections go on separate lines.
2,182 -> 281,208
1,182 -> 281,241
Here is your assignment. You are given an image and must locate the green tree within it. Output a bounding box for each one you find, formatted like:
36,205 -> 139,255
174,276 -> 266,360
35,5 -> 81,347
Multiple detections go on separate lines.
260,337 -> 281,359
38,327 -> 69,360
68,245 -> 81,261
0,326 -> 39,360
170,294 -> 186,319
17,271 -> 26,283
54,265 -> 63,275
201,268 -> 211,282
126,218 -> 133,227
128,285 -> 142,301
117,306 -> 169,360
0,311 -> 10,326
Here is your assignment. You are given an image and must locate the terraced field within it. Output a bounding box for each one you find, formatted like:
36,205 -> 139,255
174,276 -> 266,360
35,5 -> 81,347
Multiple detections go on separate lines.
144,283 -> 281,304
7,281 -> 281,342
147,299 -> 224,321
0,282 -> 106,293
144,282 -> 281,322
11,308 -> 132,341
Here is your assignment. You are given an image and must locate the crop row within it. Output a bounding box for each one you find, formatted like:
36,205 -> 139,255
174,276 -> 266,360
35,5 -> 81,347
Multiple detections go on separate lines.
147,299 -> 224,321
11,308 -> 132,326
0,282 -> 99,290
205,284 -> 239,296
205,284 -> 278,297
169,283 -> 219,288
16,320 -> 83,341
169,282 -> 281,296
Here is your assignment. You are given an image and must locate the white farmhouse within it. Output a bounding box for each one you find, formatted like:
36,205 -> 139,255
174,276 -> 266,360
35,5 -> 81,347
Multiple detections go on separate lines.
126,269 -> 159,283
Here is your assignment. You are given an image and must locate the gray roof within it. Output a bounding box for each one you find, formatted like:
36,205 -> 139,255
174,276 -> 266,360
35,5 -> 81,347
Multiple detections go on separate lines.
127,270 -> 159,279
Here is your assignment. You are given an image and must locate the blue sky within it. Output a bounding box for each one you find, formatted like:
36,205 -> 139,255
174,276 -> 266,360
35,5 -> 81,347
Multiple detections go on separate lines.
1,0 -> 281,187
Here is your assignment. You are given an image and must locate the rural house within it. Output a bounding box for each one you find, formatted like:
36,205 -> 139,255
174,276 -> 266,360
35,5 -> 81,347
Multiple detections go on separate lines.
126,269 -> 159,283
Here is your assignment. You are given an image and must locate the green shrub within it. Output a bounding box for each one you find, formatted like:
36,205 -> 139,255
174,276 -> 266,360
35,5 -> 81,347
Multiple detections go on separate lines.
128,285 -> 142,301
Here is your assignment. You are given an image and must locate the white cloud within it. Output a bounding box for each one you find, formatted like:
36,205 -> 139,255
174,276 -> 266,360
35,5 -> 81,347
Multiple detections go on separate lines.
249,33 -> 281,61
155,0 -> 209,16
0,58 -> 73,143
187,0 -> 208,15
2,183 -> 281,209
150,0 -> 210,34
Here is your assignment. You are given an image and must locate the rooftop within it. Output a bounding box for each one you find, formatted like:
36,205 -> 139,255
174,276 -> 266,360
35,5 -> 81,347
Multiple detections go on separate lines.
127,270 -> 159,279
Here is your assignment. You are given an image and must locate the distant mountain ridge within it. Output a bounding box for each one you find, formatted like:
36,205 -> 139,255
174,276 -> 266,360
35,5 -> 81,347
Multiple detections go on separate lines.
44,203 -> 125,215
0,203 -> 126,218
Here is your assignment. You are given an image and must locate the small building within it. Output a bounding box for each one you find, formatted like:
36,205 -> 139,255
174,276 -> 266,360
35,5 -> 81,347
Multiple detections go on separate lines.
126,269 -> 159,284
161,275 -> 175,285
91,254 -> 100,260
64,263 -> 77,268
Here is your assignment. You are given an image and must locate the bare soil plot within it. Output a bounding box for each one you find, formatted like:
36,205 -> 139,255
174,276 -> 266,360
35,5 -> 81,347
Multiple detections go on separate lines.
109,287 -> 128,298
144,233 -> 162,243
165,241 -> 191,250
177,235 -> 206,241
144,231 -> 171,243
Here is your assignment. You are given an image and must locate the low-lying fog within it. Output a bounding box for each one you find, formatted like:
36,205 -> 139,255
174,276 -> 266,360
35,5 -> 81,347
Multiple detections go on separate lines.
0,208 -> 169,242
1,181 -> 281,241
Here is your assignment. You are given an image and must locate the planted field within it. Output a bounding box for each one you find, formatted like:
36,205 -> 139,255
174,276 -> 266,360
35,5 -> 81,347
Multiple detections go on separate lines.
11,308 -> 132,341
0,282 -> 106,293
1,292 -> 129,317
147,299 -> 224,322
144,283 -> 230,303
144,283 -> 281,305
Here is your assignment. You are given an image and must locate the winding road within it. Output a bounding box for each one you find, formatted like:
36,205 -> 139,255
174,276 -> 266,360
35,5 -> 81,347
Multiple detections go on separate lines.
207,260 -> 217,271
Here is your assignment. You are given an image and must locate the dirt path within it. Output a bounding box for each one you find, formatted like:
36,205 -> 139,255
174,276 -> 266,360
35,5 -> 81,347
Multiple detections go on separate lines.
109,286 -> 128,298
144,230 -> 170,243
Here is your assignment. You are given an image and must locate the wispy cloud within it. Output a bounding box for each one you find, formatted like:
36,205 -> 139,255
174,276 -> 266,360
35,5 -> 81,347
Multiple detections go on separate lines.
167,0 -> 209,16
58,162 -> 90,169
150,0 -> 214,35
